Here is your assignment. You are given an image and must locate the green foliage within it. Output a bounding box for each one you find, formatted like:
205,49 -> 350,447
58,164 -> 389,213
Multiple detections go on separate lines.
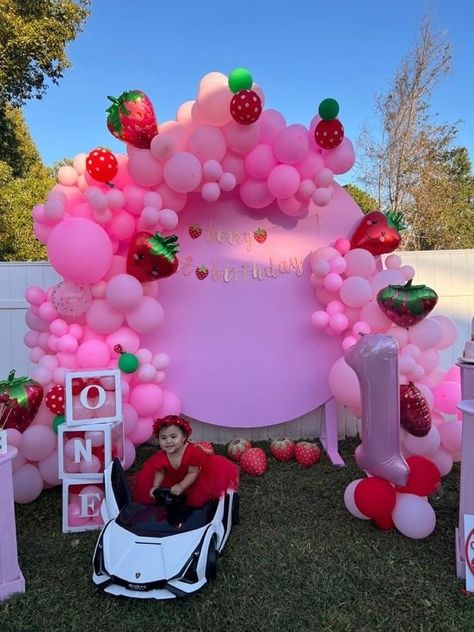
0,162 -> 52,261
0,104 -> 43,178
343,184 -> 378,214
0,0 -> 91,106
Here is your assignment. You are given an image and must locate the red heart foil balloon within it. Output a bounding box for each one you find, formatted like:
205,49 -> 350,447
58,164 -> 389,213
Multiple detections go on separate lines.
400,382 -> 432,437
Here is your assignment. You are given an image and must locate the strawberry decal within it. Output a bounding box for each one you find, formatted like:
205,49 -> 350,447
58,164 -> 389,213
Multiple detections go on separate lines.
106,90 -> 158,149
230,89 -> 262,125
294,441 -> 321,468
240,447 -> 267,476
350,210 -> 405,256
376,280 -> 438,328
227,438 -> 252,462
270,437 -> 295,462
195,265 -> 209,280
189,224 -> 202,239
86,148 -> 118,184
0,370 -> 43,433
253,228 -> 267,244
45,384 -> 66,416
127,232 -> 179,283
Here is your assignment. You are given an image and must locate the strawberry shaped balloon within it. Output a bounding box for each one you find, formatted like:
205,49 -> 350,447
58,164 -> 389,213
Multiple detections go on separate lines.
45,384 -> 66,416
376,280 -> 438,328
294,441 -> 321,468
193,441 -> 215,455
86,148 -> 118,184
230,89 -> 262,125
314,119 -> 344,150
240,447 -> 267,476
270,437 -> 295,462
0,370 -> 43,432
127,232 -> 179,283
400,383 -> 432,437
106,90 -> 158,149
227,437 -> 252,462
350,211 -> 405,255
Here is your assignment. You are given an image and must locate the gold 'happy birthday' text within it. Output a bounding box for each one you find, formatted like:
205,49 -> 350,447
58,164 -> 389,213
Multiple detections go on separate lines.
179,255 -> 305,282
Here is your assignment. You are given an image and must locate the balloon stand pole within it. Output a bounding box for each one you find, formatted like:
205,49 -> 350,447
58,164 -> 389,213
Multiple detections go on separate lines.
455,362 -> 474,582
0,446 -> 25,601
320,398 -> 345,466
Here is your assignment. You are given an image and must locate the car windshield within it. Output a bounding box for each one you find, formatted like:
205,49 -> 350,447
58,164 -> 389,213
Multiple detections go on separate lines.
116,501 -> 218,537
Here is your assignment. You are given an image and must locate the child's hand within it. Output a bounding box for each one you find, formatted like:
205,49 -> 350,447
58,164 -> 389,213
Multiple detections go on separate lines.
170,484 -> 183,496
149,487 -> 158,499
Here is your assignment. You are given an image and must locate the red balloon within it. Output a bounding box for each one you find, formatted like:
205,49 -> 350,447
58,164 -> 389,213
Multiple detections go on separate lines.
314,118 -> 344,150
230,89 -> 262,125
374,514 -> 394,530
354,477 -> 397,519
400,383 -> 432,437
86,147 -> 118,183
396,455 -> 440,497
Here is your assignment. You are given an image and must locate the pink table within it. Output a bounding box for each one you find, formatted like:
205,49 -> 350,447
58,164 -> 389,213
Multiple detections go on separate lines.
0,446 -> 25,600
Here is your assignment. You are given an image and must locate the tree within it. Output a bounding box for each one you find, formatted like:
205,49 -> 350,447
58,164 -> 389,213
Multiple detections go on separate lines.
343,184 -> 378,214
357,15 -> 473,249
0,0 -> 91,106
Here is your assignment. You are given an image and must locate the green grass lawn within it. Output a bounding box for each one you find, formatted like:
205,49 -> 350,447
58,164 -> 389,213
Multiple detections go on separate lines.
0,439 -> 472,632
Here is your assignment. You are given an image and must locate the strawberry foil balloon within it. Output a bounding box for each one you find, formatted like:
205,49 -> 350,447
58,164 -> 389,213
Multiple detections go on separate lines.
127,232 -> 179,282
106,90 -> 158,149
0,370 -> 43,432
400,383 -> 432,437
350,211 -> 405,255
377,280 -> 438,328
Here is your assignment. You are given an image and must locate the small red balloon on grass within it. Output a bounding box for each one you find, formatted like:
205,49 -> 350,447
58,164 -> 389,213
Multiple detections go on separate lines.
354,477 -> 397,519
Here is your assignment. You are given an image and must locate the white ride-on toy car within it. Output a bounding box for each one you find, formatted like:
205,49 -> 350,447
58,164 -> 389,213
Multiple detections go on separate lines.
92,458 -> 239,599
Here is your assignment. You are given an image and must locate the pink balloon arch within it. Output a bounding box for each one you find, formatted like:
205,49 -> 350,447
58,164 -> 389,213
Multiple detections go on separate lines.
8,70 -> 461,507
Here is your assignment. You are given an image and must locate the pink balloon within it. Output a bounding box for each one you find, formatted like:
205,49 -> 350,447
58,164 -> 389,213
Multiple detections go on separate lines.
445,365 -> 460,383
197,84 -> 232,126
433,381 -> 461,414
223,120 -> 259,155
13,464 -> 44,504
431,315 -> 458,350
344,249 -> 376,278
273,124 -> 309,164
106,326 -> 140,353
122,403 -> 138,436
125,296 -> 164,334
392,494 -> 436,539
156,389 -> 182,417
278,196 -> 305,217
245,144 -> 277,179
127,416 -> 155,445
328,357 -> 361,410
322,137 -> 356,174
123,438 -> 136,470
19,425 -> 56,461
384,254 -> 402,270
408,318 -> 442,351
326,300 -> 344,315
48,218 -> 113,284
345,334 -> 409,485
79,455 -> 101,474
127,149 -> 163,187
38,301 -> 58,322
150,133 -> 176,161
31,366 -> 52,386
344,479 -> 370,519
404,425 -> 440,456
25,309 -> 49,333
267,164 -> 301,198
38,450 -> 60,486
418,349 -> 439,374
103,255 -> 127,281
388,326 -> 410,348
258,109 -> 286,144
129,383 -> 163,416
105,274 -> 143,312
25,286 -> 46,306
201,182 -> 221,202
157,208 -> 178,230
6,428 -> 22,449
312,187 -> 332,207
77,339 -> 111,369
340,277 -> 372,308
439,420 -> 462,453
221,152 -> 246,184
86,300 -> 124,334
163,151 -> 202,193
371,269 -> 405,296
188,126 -> 227,162
239,178 -> 275,209
427,447 -> 453,476
137,363 -> 157,382
219,172 -> 237,192
329,313 -> 348,333
67,500 -> 90,527
324,273 -> 343,292
311,311 -> 330,328
108,210 -> 136,242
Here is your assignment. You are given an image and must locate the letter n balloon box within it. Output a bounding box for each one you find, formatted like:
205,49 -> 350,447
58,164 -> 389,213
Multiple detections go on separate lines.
59,369 -> 123,532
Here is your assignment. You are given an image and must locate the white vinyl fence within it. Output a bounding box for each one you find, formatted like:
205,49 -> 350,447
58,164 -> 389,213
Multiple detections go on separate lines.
0,250 -> 473,444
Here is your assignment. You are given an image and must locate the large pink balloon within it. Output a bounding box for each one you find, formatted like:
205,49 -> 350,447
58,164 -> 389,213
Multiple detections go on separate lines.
163,152 -> 202,193
86,299 -> 124,334
125,296 -> 164,333
129,383 -> 163,416
345,334 -> 409,485
47,218 -> 113,284
328,357 -> 361,410
105,274 -> 143,312
77,339 -> 111,369
20,425 -> 56,461
13,463 -> 44,503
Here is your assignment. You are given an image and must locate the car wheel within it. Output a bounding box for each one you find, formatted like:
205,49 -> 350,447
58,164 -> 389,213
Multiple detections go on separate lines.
205,539 -> 217,582
231,493 -> 240,526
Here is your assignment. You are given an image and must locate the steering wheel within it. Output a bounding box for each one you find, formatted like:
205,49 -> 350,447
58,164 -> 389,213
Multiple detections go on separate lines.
152,487 -> 186,506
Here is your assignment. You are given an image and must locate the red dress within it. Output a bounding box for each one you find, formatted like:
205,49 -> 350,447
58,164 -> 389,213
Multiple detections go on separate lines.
133,443 -> 239,507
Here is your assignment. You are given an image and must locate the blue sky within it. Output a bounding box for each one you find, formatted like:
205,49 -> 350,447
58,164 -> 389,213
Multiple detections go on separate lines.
23,0 -> 474,184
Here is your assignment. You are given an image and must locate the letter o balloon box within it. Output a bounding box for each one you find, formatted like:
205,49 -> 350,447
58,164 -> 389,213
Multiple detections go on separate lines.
58,370 -> 124,533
